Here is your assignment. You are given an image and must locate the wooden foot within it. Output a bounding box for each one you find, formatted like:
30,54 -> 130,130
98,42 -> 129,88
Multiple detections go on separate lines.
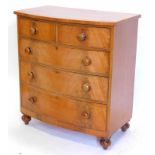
22,114 -> 31,125
121,122 -> 130,132
100,138 -> 111,150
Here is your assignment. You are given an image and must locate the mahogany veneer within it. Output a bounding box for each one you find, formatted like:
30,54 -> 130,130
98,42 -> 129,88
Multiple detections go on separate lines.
14,5 -> 140,149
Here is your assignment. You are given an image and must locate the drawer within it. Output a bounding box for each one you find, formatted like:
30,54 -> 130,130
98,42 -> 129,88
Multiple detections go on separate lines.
21,84 -> 107,131
18,17 -> 55,42
58,24 -> 111,50
19,38 -> 109,76
20,61 -> 108,102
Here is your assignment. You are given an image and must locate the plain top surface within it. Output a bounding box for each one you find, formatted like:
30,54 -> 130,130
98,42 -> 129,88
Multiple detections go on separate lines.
14,5 -> 141,25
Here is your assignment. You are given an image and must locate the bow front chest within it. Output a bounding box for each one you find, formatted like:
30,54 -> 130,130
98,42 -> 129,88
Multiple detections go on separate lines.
14,6 -> 140,149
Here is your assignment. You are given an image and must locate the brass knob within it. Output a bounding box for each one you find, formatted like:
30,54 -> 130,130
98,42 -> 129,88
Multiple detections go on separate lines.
82,83 -> 91,92
82,57 -> 91,66
25,47 -> 32,54
77,32 -> 87,41
30,27 -> 37,35
27,72 -> 34,80
28,96 -> 37,104
81,111 -> 90,119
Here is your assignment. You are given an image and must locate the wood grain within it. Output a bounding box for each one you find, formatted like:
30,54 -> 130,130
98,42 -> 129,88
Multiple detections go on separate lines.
18,17 -> 56,42
108,18 -> 139,136
21,107 -> 107,137
58,24 -> 110,50
19,38 -> 109,76
14,5 -> 141,26
21,84 -> 107,131
20,61 -> 109,102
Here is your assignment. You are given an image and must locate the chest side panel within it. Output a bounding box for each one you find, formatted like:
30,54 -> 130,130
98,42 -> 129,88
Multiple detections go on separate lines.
108,19 -> 139,136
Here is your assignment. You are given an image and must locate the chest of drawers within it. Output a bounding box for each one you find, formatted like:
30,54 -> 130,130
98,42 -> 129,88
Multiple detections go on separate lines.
14,6 -> 140,149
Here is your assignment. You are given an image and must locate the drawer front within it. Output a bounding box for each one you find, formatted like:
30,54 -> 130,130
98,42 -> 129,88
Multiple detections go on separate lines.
58,24 -> 111,49
19,38 -> 109,76
18,17 -> 55,42
21,84 -> 107,131
20,61 -> 108,102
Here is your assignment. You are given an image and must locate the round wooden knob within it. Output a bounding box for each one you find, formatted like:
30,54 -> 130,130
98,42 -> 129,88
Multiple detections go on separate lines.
81,111 -> 90,119
77,32 -> 87,41
27,72 -> 34,80
82,83 -> 91,92
82,57 -> 91,66
25,47 -> 32,54
28,96 -> 37,104
30,27 -> 37,35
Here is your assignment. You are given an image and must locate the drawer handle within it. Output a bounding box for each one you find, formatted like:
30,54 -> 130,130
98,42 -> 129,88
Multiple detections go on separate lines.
28,96 -> 37,104
82,83 -> 91,92
27,72 -> 35,80
77,32 -> 87,41
30,27 -> 37,35
82,57 -> 91,66
25,47 -> 32,54
81,111 -> 90,119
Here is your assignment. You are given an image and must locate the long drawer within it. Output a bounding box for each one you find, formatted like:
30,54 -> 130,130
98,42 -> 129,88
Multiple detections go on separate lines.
20,61 -> 109,102
19,38 -> 109,76
21,84 -> 107,131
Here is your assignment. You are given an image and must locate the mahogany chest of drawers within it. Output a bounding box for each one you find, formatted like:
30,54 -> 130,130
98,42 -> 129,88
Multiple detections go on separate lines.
14,6 -> 140,149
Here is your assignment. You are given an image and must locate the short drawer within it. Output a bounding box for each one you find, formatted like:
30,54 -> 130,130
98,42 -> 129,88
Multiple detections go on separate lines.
21,84 -> 107,131
20,61 -> 109,102
19,38 -> 109,76
18,17 -> 55,42
58,24 -> 111,50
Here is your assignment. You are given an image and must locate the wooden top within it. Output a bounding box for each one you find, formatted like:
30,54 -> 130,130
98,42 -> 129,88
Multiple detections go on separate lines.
14,5 -> 141,26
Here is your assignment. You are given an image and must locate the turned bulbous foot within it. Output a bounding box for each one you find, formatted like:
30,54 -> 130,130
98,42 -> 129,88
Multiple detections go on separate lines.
22,114 -> 31,125
100,138 -> 111,150
121,122 -> 130,132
